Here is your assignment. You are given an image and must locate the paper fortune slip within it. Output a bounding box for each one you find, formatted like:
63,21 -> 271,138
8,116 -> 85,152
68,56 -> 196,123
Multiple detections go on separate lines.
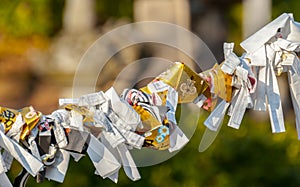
2,12 -> 300,187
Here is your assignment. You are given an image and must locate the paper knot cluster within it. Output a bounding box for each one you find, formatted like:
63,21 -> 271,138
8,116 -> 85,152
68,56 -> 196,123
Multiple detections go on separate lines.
1,13 -> 300,186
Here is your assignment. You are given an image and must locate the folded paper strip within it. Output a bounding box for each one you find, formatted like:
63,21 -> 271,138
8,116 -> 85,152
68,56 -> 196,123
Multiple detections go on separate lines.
1,12 -> 300,187
0,62 -> 210,186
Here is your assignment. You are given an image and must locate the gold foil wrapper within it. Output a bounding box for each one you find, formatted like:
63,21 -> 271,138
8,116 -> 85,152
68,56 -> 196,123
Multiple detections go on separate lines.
223,73 -> 233,102
133,92 -> 171,150
63,104 -> 90,115
143,125 -> 170,151
0,107 -> 19,133
62,104 -> 94,124
133,105 -> 161,133
201,63 -> 233,102
136,62 -> 211,149
141,62 -> 210,103
20,106 -> 42,140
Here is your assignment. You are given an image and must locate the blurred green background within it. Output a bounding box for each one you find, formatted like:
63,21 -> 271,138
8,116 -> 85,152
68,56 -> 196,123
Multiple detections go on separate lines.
1,0 -> 300,186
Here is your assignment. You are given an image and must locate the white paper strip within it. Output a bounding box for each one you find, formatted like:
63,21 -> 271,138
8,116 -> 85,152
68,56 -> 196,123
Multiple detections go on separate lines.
87,134 -> 121,178
99,133 -> 121,183
166,86 -> 178,125
107,171 -> 119,184
287,66 -> 300,138
287,18 -> 300,42
1,151 -> 13,171
28,127 -> 41,161
117,128 -> 145,149
105,87 -> 141,131
52,122 -> 68,149
0,173 -> 12,187
253,66 -> 267,111
79,91 -> 106,107
102,126 -> 125,148
0,153 -> 7,174
222,42 -> 241,75
227,86 -> 249,129
69,152 -> 84,162
45,149 -> 70,183
59,98 -> 79,106
204,100 -> 230,131
0,130 -> 43,176
265,49 -> 285,133
116,144 -> 140,181
70,110 -> 83,131
168,124 -> 189,152
193,94 -> 207,108
289,82 -> 300,139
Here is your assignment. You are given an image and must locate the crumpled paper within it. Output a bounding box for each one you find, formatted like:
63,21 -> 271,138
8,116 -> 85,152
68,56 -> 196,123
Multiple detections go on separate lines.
121,62 -> 210,151
241,13 -> 300,134
202,13 -> 300,141
2,12 -> 300,187
202,42 -> 256,131
1,62 -> 209,186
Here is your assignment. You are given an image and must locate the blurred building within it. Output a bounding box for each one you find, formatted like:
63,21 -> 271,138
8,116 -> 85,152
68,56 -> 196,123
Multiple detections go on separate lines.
1,0 -> 283,116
